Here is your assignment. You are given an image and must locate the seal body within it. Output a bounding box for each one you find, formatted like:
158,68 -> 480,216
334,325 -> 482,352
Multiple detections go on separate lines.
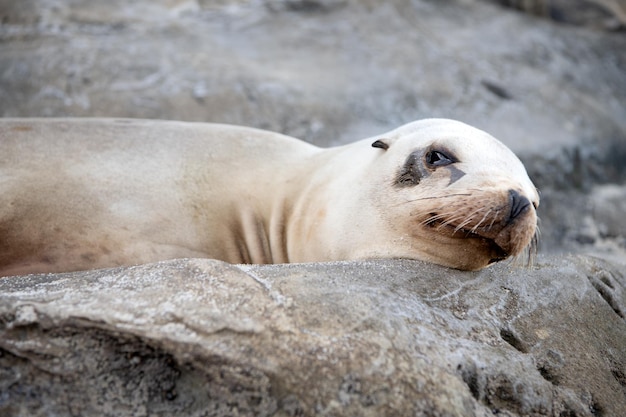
0,118 -> 539,276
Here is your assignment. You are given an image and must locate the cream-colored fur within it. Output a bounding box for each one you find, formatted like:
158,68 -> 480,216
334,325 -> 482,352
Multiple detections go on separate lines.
0,118 -> 538,275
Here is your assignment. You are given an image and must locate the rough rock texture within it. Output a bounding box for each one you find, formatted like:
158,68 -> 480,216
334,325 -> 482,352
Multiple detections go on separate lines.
1,256 -> 625,416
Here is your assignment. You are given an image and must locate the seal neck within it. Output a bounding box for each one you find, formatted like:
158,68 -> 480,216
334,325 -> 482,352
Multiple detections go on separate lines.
284,145 -> 380,262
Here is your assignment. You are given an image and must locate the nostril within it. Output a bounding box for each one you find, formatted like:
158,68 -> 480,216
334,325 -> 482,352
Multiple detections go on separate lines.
508,190 -> 531,222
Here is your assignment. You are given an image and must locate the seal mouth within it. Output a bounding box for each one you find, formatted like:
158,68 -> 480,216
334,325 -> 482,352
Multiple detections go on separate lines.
425,218 -> 509,263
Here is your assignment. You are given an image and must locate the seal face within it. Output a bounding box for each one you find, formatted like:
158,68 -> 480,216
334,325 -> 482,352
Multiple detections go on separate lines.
0,118 -> 538,276
358,119 -> 539,270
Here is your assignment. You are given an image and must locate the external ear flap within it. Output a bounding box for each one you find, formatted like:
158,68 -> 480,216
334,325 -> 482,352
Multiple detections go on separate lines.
371,139 -> 390,150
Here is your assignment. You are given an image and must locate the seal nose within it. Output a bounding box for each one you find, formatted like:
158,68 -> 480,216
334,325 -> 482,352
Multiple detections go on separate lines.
508,189 -> 531,223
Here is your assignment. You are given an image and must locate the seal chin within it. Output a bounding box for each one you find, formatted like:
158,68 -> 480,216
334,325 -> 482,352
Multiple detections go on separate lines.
486,239 -> 509,265
429,220 -> 509,264
456,226 -> 510,264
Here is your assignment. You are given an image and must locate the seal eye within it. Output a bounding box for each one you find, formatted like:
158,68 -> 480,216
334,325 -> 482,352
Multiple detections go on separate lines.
426,150 -> 454,167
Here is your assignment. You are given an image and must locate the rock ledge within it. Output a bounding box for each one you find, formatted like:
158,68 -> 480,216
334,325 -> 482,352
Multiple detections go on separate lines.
1,256 -> 625,416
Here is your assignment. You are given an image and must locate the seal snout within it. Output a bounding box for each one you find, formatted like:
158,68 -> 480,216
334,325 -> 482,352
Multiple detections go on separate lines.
418,185 -> 538,269
507,189 -> 531,224
491,188 -> 538,262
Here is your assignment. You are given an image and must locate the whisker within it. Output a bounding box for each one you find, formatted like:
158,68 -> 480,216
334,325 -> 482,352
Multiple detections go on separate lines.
454,218 -> 474,233
470,208 -> 493,233
489,209 -> 500,229
452,207 -> 486,233
396,193 -> 473,206
441,213 -> 470,229
420,213 -> 448,225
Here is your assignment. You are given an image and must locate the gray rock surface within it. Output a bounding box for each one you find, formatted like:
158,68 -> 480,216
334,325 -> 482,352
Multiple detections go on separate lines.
485,0 -> 626,29
1,256 -> 625,416
0,0 -> 623,151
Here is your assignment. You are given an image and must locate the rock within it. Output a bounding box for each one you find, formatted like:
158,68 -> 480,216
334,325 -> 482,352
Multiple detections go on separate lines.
592,184 -> 626,238
1,256 -> 625,416
483,0 -> 626,30
0,0 -> 624,152
537,185 -> 626,268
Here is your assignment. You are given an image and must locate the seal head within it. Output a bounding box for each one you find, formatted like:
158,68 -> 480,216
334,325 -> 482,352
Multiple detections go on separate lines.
364,119 -> 539,270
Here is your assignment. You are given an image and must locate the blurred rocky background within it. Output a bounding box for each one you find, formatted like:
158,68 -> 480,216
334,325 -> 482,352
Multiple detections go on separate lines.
1,0 -> 625,265
1,2 -> 626,416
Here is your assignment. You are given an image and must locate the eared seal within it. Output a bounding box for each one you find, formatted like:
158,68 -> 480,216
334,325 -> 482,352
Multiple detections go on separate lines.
0,118 -> 538,276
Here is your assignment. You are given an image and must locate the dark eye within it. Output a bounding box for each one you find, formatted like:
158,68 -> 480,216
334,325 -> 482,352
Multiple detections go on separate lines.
426,150 -> 454,167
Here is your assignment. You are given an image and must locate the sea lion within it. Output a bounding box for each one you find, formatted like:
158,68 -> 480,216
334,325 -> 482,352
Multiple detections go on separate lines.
0,118 -> 538,276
